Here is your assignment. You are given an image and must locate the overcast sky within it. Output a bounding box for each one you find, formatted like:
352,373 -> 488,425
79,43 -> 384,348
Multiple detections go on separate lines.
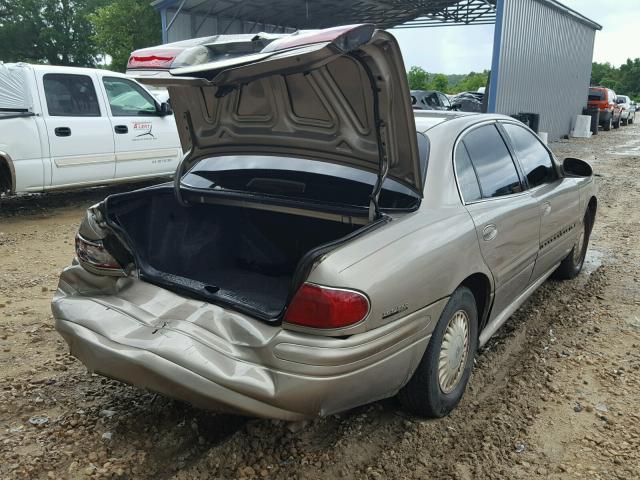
391,0 -> 640,73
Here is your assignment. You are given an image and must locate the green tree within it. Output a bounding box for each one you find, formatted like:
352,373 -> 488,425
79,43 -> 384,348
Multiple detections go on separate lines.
453,71 -> 489,94
91,0 -> 161,72
619,58 -> 640,98
432,73 -> 448,92
407,66 -> 430,90
0,0 -> 97,66
590,60 -> 640,100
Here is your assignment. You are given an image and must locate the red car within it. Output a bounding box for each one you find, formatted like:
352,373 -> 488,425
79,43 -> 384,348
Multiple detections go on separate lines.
588,87 -> 621,131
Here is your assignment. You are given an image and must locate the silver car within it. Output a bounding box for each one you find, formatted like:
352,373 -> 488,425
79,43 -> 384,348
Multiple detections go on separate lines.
53,25 -> 597,420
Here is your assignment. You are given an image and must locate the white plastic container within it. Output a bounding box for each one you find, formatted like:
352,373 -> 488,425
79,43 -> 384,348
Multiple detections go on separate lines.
538,132 -> 548,144
571,115 -> 592,138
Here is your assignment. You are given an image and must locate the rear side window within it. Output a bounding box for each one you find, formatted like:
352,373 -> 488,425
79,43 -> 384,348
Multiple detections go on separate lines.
454,144 -> 481,202
462,124 -> 522,198
502,123 -> 556,188
43,74 -> 100,117
588,89 -> 603,101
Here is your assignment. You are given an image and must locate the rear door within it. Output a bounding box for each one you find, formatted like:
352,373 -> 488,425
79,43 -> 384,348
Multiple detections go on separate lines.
99,75 -> 181,179
37,71 -> 115,187
455,122 -> 540,316
501,122 -> 580,280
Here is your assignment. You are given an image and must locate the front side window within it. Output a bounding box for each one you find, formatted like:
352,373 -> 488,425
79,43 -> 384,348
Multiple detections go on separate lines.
462,124 -> 522,198
43,74 -> 100,117
438,93 -> 451,108
502,123 -> 556,188
103,77 -> 157,116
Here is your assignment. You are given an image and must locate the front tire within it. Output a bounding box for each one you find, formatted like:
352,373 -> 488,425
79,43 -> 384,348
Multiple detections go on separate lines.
398,287 -> 478,418
613,117 -> 621,129
629,115 -> 634,125
603,117 -> 612,131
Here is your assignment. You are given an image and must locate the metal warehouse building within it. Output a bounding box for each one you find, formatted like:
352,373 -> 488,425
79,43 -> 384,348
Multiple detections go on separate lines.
151,0 -> 601,140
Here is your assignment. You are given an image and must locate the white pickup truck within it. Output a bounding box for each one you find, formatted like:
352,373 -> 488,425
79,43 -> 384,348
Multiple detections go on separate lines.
0,63 -> 182,195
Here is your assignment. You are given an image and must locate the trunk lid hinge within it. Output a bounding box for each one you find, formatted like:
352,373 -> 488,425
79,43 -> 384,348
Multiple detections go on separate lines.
174,110 -> 199,207
351,52 -> 388,223
368,118 -> 389,221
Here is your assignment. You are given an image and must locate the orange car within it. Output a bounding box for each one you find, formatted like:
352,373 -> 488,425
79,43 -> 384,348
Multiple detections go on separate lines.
588,87 -> 622,131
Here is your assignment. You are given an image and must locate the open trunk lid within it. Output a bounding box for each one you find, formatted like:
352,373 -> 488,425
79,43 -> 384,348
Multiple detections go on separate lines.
133,25 -> 422,202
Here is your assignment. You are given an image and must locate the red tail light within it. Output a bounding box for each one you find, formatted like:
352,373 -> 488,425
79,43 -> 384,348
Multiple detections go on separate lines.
127,48 -> 181,69
75,234 -> 123,274
283,283 -> 370,329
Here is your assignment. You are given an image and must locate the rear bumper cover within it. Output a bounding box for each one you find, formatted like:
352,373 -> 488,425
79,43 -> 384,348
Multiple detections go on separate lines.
52,265 -> 444,420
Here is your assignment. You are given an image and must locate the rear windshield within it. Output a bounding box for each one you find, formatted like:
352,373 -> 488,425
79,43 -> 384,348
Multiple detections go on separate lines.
588,89 -> 604,101
182,134 -> 429,211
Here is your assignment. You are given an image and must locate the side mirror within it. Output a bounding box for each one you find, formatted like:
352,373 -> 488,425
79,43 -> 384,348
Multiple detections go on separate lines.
159,102 -> 172,116
563,157 -> 593,177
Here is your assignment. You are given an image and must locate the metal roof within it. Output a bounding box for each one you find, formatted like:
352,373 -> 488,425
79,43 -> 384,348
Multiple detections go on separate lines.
152,0 -> 601,33
151,0 -> 499,30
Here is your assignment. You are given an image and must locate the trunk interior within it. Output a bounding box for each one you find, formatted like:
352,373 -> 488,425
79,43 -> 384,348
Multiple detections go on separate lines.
105,189 -> 363,319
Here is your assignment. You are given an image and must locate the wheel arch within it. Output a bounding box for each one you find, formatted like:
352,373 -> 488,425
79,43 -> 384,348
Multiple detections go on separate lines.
0,151 -> 16,195
585,195 -> 597,235
459,272 -> 492,331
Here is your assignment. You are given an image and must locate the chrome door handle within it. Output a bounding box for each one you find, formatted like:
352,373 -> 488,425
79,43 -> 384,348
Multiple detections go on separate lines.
482,224 -> 498,241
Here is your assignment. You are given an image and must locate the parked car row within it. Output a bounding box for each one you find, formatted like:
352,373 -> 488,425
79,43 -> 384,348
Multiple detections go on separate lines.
411,89 -> 485,113
587,86 -> 636,131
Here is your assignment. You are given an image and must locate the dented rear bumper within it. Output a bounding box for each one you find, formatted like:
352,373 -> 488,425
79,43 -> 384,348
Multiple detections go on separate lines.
52,265 -> 444,420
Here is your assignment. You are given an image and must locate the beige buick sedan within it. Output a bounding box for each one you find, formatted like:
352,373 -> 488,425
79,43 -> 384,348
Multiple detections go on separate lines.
53,25 -> 597,420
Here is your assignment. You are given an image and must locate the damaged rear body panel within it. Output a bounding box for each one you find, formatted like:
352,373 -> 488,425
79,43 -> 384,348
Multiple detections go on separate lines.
53,265 -> 444,419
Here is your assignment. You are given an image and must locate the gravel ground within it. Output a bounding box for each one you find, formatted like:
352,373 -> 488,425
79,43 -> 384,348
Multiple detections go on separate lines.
1,122 -> 639,479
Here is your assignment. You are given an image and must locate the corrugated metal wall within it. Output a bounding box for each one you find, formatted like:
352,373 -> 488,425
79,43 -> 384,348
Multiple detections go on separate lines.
489,0 -> 596,140
164,8 -> 295,43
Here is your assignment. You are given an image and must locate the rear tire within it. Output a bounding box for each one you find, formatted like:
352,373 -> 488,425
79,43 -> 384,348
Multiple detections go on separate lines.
398,287 -> 478,418
603,117 -> 612,131
613,117 -> 621,129
553,214 -> 591,280
629,115 -> 634,125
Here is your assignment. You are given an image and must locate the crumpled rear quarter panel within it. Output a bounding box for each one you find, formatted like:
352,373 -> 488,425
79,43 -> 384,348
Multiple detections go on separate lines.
52,265 -> 445,419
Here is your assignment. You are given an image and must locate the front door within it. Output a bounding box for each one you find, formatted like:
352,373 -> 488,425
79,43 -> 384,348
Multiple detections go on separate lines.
38,72 -> 115,188
99,76 -> 181,180
500,122 -> 581,280
455,123 -> 540,317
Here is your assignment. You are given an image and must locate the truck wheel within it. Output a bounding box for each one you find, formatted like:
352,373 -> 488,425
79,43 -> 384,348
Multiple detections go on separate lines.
398,286 -> 478,418
603,117 -> 612,131
629,115 -> 634,125
553,214 -> 591,280
613,117 -> 620,129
